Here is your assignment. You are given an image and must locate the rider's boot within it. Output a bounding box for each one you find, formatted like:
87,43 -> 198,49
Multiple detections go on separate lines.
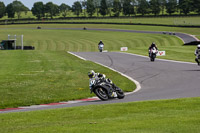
111,92 -> 117,98
195,58 -> 200,65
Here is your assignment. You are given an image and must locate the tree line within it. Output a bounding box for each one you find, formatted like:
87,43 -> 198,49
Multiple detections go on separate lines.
0,0 -> 200,20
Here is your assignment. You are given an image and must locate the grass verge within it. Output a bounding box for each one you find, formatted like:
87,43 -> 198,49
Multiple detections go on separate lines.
0,51 -> 135,109
0,25 -> 194,62
1,24 -> 200,35
0,97 -> 200,133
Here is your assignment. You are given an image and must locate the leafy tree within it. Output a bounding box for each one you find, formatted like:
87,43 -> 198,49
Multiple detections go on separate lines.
179,0 -> 192,15
59,3 -> 71,18
122,0 -> 135,16
12,0 -> 29,19
72,1 -> 82,17
149,0 -> 161,16
107,0 -> 114,16
193,0 -> 200,14
166,0 -> 177,15
82,0 -> 87,17
99,0 -> 108,16
160,0 -> 166,15
0,1 -> 6,18
87,0 -> 95,17
93,0 -> 101,17
6,3 -> 15,18
137,0 -> 150,16
112,0 -> 122,17
45,2 -> 59,19
31,2 -> 45,19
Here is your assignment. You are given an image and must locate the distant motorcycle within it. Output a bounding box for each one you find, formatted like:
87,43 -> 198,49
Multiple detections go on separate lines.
149,47 -> 158,62
89,79 -> 125,101
98,44 -> 104,52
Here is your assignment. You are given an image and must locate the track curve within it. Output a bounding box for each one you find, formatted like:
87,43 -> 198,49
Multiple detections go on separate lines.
39,27 -> 198,43
1,27 -> 199,113
73,52 -> 200,102
2,52 -> 200,113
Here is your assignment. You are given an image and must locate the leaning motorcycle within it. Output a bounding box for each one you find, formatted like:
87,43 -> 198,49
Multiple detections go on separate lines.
195,54 -> 200,66
98,44 -> 104,52
89,79 -> 125,101
149,47 -> 158,62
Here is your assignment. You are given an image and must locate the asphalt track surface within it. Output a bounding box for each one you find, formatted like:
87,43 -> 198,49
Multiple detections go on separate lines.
73,52 -> 200,102
1,28 -> 199,113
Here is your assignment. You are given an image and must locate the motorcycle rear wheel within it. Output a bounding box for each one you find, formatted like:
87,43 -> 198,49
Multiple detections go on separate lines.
94,88 -> 109,101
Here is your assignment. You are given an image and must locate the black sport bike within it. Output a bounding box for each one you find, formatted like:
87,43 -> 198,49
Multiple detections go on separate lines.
90,79 -> 125,101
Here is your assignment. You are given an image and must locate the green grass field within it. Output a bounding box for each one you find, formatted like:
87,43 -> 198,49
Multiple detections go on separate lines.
35,16 -> 200,26
0,50 -> 135,109
0,23 -> 200,132
1,23 -> 200,36
1,11 -> 200,26
1,24 -> 197,61
0,97 -> 200,133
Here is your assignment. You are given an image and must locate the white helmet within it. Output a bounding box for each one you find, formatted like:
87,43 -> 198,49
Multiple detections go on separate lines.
197,44 -> 200,49
88,70 -> 95,78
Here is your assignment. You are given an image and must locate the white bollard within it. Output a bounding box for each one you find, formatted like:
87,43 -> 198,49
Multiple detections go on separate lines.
21,35 -> 23,50
120,47 -> 128,51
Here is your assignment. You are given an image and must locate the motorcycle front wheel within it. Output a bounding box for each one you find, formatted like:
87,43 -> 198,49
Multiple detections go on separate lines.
116,89 -> 125,99
94,88 -> 109,101
150,58 -> 155,62
150,55 -> 155,62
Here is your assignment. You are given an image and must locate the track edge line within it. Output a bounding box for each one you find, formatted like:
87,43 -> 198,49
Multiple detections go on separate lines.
68,51 -> 141,95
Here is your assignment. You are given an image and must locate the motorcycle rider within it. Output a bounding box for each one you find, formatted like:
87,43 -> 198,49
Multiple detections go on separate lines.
88,70 -> 117,97
98,40 -> 104,47
148,42 -> 158,57
194,44 -> 200,65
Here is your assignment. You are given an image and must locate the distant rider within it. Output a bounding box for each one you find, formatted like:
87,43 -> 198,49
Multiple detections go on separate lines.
98,40 -> 104,47
88,70 -> 117,97
148,42 -> 158,57
194,44 -> 200,65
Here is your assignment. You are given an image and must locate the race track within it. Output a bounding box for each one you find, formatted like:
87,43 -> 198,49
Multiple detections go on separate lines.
1,28 -> 199,113
72,52 -> 200,102
2,52 -> 200,113
36,27 -> 198,43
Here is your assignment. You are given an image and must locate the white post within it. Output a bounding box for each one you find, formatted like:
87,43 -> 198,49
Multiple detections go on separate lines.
14,35 -> 17,50
21,35 -> 23,50
8,34 -> 10,40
